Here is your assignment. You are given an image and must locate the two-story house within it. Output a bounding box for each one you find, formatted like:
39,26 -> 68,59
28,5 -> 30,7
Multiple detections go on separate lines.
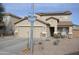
15,11 -> 73,39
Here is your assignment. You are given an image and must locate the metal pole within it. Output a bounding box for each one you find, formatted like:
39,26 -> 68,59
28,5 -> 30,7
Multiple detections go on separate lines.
29,22 -> 34,54
28,3 -> 35,55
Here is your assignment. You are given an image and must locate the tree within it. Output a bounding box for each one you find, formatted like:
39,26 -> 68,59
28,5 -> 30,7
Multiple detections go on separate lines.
0,3 -> 5,36
0,3 -> 4,21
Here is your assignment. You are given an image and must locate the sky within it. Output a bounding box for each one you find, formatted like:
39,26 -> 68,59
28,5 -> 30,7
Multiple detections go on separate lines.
3,3 -> 79,25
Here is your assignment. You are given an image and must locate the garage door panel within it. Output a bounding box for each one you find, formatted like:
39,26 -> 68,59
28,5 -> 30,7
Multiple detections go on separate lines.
18,27 -> 29,38
33,27 -> 42,38
17,26 -> 42,39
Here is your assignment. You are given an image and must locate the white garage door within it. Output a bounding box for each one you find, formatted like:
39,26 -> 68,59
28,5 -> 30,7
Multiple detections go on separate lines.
33,26 -> 42,39
17,26 -> 29,38
17,26 -> 43,39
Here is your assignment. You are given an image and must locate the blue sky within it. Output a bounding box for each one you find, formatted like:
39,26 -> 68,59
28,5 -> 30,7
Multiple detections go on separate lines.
3,3 -> 79,25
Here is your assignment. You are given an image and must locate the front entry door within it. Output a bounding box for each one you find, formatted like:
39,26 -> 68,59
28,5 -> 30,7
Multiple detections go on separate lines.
50,27 -> 54,37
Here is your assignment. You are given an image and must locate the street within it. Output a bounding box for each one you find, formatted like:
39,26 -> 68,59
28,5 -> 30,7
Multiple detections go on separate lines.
0,36 -> 28,55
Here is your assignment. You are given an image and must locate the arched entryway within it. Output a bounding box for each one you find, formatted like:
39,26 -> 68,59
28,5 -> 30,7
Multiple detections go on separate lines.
46,17 -> 59,37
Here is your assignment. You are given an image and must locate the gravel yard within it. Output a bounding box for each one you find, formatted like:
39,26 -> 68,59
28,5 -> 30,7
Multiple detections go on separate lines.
33,38 -> 79,55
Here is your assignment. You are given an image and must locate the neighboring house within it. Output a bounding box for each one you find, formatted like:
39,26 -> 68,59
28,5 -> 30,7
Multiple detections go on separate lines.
73,25 -> 79,38
0,21 -> 5,36
15,11 -> 73,39
2,13 -> 21,35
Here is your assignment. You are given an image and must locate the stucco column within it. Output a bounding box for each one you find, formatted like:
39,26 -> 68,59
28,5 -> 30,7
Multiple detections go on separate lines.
68,26 -> 73,38
46,26 -> 51,40
69,27 -> 72,34
54,26 -> 58,34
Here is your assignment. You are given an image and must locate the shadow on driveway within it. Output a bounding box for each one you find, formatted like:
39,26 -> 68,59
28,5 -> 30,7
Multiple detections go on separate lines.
66,51 -> 79,55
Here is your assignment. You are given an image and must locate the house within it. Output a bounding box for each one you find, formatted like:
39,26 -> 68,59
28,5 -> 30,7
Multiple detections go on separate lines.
0,21 -> 5,36
15,11 -> 73,39
73,25 -> 79,38
2,13 -> 21,36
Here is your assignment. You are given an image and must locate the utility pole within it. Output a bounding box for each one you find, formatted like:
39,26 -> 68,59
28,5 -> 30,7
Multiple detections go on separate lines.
28,3 -> 35,55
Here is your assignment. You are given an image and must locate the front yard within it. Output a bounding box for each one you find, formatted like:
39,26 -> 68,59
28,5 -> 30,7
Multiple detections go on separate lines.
0,36 -> 79,55
33,37 -> 79,55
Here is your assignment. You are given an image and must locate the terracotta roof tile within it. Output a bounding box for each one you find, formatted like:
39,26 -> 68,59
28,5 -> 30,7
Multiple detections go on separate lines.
58,21 -> 73,26
36,11 -> 72,16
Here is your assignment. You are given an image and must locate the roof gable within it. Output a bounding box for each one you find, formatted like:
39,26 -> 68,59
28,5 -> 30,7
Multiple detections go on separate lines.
15,17 -> 50,26
2,13 -> 21,19
46,17 -> 59,22
15,19 -> 49,27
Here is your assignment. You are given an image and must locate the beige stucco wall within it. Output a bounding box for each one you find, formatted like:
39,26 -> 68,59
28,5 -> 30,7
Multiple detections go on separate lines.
10,16 -> 21,32
10,16 -> 21,24
69,26 -> 73,34
73,29 -> 79,38
46,18 -> 57,27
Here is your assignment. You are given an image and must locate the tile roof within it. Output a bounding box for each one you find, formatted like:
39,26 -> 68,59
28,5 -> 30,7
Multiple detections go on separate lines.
2,13 -> 21,19
36,11 -> 72,16
58,21 -> 73,26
